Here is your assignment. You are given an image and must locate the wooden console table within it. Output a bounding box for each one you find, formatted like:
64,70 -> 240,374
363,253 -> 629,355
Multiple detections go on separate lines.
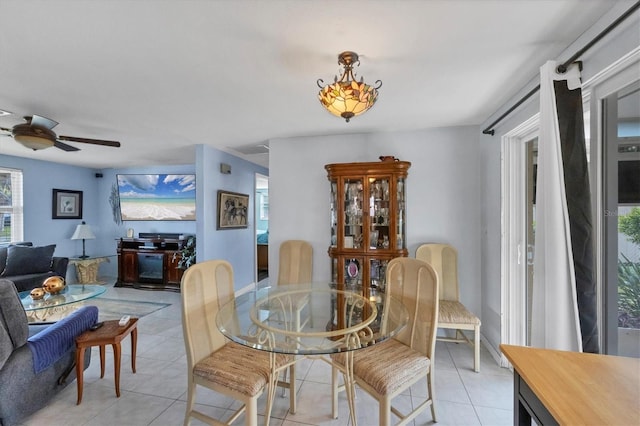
500,344 -> 640,425
116,237 -> 187,291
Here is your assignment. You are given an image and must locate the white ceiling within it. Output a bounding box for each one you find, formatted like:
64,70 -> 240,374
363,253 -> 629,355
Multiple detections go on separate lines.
0,0 -> 629,169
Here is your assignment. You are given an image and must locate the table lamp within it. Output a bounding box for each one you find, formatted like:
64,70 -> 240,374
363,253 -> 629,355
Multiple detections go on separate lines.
71,221 -> 96,259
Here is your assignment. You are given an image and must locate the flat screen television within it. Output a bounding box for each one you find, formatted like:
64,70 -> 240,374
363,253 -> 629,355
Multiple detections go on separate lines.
116,174 -> 196,221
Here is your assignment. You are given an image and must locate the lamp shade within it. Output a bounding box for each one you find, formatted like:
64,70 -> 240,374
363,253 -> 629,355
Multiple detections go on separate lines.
317,51 -> 381,123
71,222 -> 96,240
14,134 -> 55,150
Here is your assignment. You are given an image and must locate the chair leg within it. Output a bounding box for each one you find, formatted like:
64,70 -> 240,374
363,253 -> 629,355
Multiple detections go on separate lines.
331,365 -> 340,419
245,396 -> 258,426
379,395 -> 391,426
184,376 -> 195,426
281,369 -> 288,397
289,363 -> 296,414
474,325 -> 480,373
428,370 -> 437,422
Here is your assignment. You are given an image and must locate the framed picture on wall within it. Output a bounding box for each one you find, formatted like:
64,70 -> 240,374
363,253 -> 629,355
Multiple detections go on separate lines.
217,190 -> 249,229
52,189 -> 83,219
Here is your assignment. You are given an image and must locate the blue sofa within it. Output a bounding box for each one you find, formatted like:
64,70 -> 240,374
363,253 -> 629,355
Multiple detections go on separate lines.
0,242 -> 69,292
0,280 -> 97,426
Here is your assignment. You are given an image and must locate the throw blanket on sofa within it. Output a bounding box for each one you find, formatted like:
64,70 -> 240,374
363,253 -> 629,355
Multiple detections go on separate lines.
27,306 -> 98,373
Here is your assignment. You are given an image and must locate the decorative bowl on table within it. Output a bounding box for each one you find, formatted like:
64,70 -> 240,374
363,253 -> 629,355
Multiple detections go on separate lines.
30,287 -> 46,300
42,276 -> 66,295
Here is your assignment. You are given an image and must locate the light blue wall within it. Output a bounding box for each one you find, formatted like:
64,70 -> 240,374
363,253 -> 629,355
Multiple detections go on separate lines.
0,144 -> 267,291
196,145 -> 268,290
0,154 -> 102,260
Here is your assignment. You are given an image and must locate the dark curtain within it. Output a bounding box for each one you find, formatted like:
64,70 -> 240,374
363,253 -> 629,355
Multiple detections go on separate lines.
554,79 -> 599,353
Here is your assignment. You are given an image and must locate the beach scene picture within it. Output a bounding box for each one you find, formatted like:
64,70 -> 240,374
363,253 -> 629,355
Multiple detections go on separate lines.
117,174 -> 196,221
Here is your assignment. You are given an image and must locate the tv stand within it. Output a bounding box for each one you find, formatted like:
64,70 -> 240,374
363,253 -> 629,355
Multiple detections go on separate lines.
116,237 -> 188,291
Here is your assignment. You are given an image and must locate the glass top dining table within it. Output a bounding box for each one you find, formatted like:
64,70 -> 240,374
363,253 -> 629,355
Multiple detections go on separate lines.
216,282 -> 409,425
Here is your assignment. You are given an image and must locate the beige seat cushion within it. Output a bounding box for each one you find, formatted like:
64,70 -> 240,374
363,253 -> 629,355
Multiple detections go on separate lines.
194,342 -> 291,397
332,339 -> 430,395
439,300 -> 480,325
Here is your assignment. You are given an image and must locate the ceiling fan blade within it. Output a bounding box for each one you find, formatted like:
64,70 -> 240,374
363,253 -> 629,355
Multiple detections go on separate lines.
54,140 -> 80,152
0,126 -> 11,134
57,135 -> 121,148
30,115 -> 59,130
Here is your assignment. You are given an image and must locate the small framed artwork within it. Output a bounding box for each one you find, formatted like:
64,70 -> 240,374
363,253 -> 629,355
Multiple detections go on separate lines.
52,189 -> 83,219
217,190 -> 249,229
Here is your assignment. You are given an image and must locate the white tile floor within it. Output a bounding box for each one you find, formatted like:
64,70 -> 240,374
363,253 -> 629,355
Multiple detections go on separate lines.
20,279 -> 513,426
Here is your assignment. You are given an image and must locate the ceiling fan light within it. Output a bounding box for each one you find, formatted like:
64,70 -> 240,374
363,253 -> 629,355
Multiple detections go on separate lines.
14,134 -> 55,150
12,123 -> 56,150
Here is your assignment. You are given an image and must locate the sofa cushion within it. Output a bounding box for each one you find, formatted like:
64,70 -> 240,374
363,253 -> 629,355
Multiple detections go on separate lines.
0,242 -> 33,271
0,247 -> 7,271
0,280 -> 29,370
8,272 -> 58,293
1,245 -> 55,277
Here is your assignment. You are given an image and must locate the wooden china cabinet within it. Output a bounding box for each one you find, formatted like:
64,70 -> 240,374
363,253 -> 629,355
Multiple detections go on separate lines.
325,157 -> 410,331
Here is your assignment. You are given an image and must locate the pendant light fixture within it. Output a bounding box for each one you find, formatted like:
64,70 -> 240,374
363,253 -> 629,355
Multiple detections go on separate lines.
317,51 -> 382,123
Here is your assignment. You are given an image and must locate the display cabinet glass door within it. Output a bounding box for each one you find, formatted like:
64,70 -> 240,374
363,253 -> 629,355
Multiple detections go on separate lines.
396,177 -> 406,249
343,179 -> 363,249
330,180 -> 338,248
369,258 -> 389,292
369,177 -> 391,249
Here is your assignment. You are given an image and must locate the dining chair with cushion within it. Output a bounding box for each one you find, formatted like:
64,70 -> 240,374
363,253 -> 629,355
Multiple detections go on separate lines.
331,257 -> 439,425
416,243 -> 481,372
181,259 -> 296,426
277,240 -> 313,329
276,240 -> 312,396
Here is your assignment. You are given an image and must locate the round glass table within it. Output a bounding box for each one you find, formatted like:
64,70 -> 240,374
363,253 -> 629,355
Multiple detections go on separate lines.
216,282 -> 408,425
19,284 -> 106,323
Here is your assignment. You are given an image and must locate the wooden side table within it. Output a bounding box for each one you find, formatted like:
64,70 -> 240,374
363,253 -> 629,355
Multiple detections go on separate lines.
75,318 -> 138,404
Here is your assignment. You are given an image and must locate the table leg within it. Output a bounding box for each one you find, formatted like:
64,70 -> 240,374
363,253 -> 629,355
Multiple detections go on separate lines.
113,343 -> 122,397
75,346 -> 86,405
131,327 -> 137,373
99,345 -> 106,378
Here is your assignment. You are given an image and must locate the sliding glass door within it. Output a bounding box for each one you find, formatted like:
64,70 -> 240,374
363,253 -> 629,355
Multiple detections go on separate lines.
602,82 -> 640,357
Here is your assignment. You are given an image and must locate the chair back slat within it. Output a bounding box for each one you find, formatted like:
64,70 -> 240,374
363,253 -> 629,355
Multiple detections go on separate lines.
385,257 -> 439,359
181,260 -> 233,369
416,243 -> 459,301
277,240 -> 313,285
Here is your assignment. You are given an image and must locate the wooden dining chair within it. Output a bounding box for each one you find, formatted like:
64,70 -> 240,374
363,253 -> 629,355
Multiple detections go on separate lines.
331,257 -> 439,425
181,259 -> 296,426
416,243 -> 481,372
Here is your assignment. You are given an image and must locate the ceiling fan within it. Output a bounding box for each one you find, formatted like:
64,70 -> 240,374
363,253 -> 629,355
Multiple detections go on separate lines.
0,114 -> 121,152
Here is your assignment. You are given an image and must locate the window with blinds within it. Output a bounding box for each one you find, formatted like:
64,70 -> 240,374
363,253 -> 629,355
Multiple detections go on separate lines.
0,168 -> 24,243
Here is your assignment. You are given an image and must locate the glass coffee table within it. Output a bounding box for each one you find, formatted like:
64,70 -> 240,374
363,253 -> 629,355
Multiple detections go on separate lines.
19,284 -> 106,323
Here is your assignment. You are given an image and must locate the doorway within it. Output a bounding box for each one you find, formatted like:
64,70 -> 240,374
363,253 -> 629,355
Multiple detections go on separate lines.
255,173 -> 269,284
501,116 -> 539,360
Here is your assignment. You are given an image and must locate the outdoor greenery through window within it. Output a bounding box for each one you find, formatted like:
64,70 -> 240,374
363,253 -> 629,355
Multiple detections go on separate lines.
0,168 -> 24,243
